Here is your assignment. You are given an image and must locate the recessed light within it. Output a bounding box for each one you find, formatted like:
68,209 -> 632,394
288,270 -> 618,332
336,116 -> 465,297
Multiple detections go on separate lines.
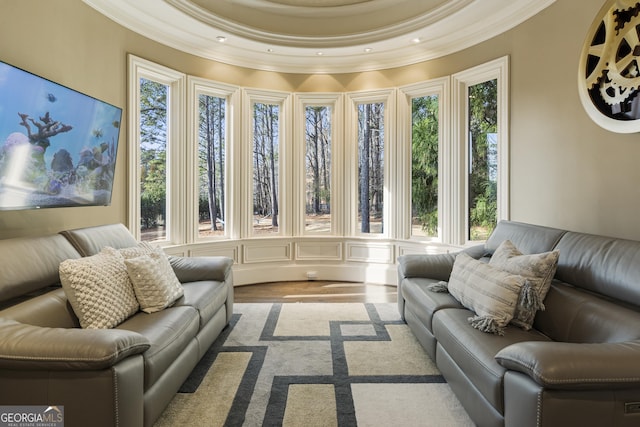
316,52 -> 324,56
216,36 -> 227,43
364,48 -> 372,53
412,37 -> 421,44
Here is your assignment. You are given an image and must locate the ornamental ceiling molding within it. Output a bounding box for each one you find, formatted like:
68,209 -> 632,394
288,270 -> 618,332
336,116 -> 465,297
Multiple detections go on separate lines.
83,0 -> 556,74
165,0 -> 476,48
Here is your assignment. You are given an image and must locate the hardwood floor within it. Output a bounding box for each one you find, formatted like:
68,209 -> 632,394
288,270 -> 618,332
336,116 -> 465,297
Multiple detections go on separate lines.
234,280 -> 397,303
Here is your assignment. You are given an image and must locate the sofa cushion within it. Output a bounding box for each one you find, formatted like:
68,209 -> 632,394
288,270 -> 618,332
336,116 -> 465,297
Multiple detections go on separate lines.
433,308 -> 551,412
124,251 -> 184,314
174,281 -> 229,329
554,231 -> 640,307
60,223 -> 139,257
534,281 -> 640,343
117,306 -> 199,389
401,277 -> 463,332
448,253 -> 526,335
0,234 -> 80,304
489,240 -> 559,330
59,248 -> 139,329
485,220 -> 566,256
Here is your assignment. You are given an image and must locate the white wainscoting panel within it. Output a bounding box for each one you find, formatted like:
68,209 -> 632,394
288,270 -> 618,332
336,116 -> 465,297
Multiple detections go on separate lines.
243,241 -> 292,263
190,245 -> 239,262
345,241 -> 395,264
295,241 -> 343,261
162,247 -> 187,257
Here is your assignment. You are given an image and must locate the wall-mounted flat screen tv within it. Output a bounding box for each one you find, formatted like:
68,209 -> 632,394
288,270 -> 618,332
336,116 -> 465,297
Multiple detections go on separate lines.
0,60 -> 122,210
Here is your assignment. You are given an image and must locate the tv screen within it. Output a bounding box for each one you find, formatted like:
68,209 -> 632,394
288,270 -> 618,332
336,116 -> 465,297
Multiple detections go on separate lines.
0,60 -> 122,210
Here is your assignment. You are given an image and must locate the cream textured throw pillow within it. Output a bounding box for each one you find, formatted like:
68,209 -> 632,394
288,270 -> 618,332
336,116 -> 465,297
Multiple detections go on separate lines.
59,248 -> 139,329
448,253 -> 527,335
124,250 -> 184,313
489,240 -> 560,330
118,241 -> 156,259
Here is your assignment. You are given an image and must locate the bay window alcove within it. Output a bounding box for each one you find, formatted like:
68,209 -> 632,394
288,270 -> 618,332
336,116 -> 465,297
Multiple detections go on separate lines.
128,54 -> 509,285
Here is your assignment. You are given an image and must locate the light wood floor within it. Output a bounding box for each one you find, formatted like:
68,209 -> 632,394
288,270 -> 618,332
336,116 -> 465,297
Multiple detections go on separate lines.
234,281 -> 397,303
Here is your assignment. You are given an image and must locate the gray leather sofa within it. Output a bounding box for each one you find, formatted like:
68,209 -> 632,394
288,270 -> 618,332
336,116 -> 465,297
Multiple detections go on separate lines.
0,224 -> 234,427
397,220 -> 640,427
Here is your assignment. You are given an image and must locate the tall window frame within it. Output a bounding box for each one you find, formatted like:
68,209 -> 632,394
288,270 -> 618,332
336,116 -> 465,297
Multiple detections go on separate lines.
452,56 -> 510,245
128,55 -> 185,244
186,76 -> 240,242
397,77 -> 449,242
293,93 -> 343,236
241,89 -> 292,239
345,89 -> 395,238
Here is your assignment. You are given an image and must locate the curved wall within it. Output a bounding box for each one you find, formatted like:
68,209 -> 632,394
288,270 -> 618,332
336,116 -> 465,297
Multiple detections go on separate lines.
2,0 -> 640,284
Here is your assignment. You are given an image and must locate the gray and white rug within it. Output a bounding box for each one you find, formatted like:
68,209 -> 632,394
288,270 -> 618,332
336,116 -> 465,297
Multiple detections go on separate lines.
155,303 -> 473,426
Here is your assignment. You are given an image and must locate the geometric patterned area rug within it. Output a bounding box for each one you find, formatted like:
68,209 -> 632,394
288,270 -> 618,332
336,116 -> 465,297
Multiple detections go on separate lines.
154,303 -> 473,426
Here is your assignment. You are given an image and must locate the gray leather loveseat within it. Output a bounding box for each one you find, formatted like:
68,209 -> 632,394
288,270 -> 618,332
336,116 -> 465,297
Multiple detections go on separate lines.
0,224 -> 234,427
397,220 -> 640,427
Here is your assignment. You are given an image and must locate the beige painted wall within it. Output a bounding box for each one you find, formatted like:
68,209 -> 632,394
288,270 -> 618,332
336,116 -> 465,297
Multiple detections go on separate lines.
1,0 -> 638,241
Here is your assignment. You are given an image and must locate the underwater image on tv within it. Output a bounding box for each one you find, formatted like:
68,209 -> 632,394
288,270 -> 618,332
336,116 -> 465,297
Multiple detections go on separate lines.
0,60 -> 122,210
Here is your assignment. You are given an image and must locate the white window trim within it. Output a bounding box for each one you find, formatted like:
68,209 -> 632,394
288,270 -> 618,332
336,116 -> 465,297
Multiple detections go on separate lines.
241,88 -> 292,239
345,89 -> 396,239
127,54 -> 186,244
397,77 -> 450,242
126,57 -> 508,251
452,55 -> 510,246
292,93 -> 344,236
186,76 -> 240,243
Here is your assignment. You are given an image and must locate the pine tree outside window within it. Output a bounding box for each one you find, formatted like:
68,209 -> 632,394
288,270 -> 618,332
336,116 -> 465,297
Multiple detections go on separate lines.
357,102 -> 385,234
304,105 -> 332,233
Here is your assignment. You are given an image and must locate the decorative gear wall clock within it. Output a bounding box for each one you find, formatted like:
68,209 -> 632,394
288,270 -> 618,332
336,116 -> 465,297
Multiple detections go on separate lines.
578,0 -> 640,132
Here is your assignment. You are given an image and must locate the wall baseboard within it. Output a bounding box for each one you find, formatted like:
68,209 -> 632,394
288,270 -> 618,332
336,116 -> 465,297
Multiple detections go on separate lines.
232,263 -> 398,286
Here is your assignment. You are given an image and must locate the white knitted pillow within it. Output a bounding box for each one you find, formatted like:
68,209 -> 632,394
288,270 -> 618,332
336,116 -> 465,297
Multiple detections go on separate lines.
59,248 -> 139,329
124,251 -> 184,313
118,242 -> 156,259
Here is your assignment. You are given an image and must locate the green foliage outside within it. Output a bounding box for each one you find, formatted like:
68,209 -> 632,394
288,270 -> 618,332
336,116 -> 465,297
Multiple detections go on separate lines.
411,95 -> 439,237
468,79 -> 498,240
139,78 -> 168,232
140,147 -> 166,230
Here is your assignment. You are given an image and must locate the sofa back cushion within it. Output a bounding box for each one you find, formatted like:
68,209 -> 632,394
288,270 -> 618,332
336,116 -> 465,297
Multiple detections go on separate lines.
485,220 -> 566,256
0,234 -> 80,305
61,223 -> 138,257
554,231 -> 640,308
534,281 -> 640,343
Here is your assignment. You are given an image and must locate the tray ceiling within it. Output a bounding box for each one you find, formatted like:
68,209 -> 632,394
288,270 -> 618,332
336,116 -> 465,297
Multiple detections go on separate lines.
83,0 -> 555,73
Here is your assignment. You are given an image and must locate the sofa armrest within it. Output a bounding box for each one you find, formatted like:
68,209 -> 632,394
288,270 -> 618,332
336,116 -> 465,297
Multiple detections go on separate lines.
496,340 -> 640,390
169,256 -> 233,283
397,245 -> 484,281
397,253 -> 457,281
0,318 -> 150,370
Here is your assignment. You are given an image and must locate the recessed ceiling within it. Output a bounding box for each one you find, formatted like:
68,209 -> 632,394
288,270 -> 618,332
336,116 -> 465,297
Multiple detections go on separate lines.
83,0 -> 555,73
